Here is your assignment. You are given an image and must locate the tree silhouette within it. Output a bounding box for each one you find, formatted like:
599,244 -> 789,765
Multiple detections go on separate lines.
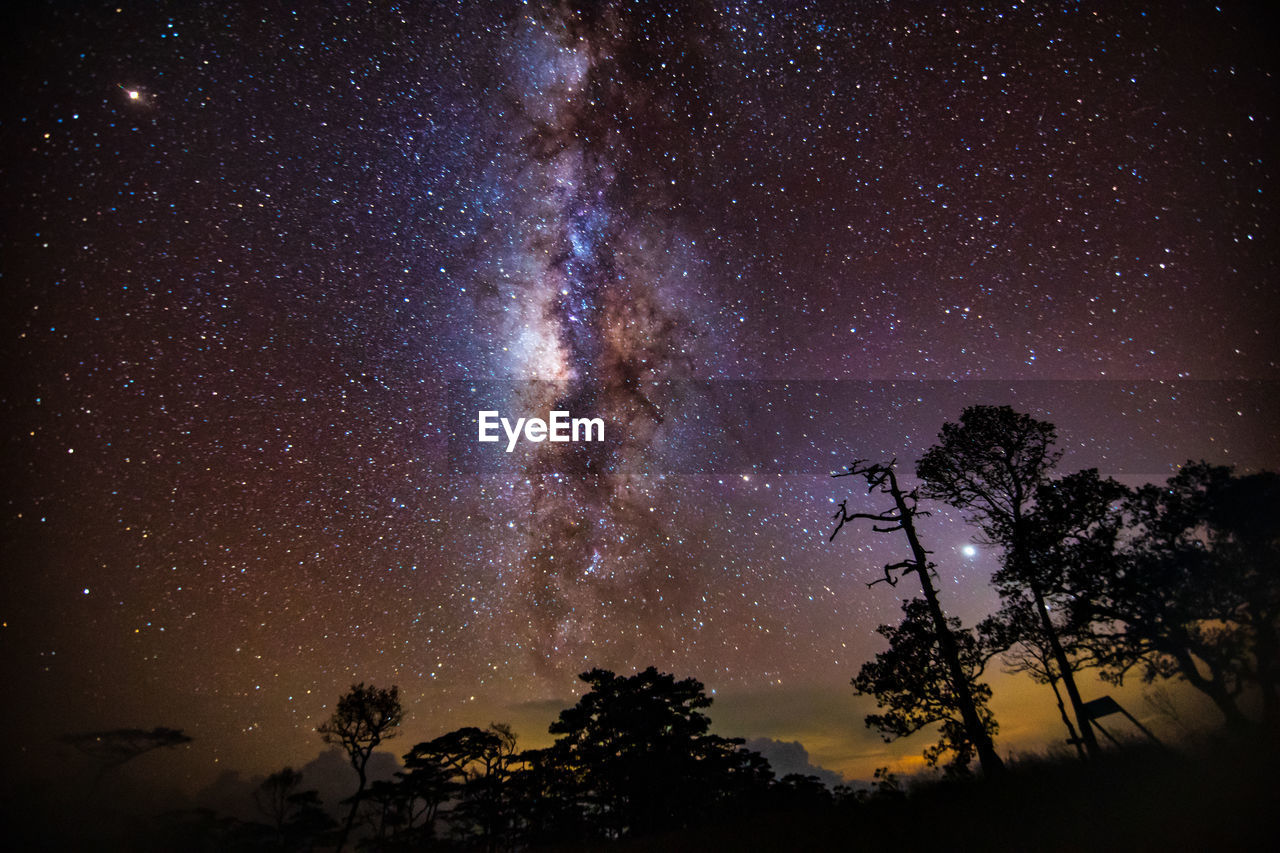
403,722 -> 519,848
393,749 -> 455,843
979,595 -> 1087,757
60,726 -> 192,786
978,468 -> 1129,756
253,767 -> 335,851
542,666 -> 772,839
355,778 -> 412,848
505,744 -> 588,845
317,682 -> 403,852
916,406 -> 1102,757
855,598 -> 998,775
772,773 -> 835,810
1070,462 -> 1279,730
254,767 -> 302,845
1203,467 -> 1280,725
279,790 -> 334,850
831,459 -> 1005,776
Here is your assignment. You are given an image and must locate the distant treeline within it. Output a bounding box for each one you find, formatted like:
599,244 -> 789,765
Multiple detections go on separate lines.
151,668 -> 863,851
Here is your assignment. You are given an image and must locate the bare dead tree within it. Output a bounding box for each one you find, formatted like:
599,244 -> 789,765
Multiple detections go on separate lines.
831,459 -> 1005,777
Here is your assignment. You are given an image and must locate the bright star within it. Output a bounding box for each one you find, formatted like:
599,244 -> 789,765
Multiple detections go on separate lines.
962,545 -> 978,558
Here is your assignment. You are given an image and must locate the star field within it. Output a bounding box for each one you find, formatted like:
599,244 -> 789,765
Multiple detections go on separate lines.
3,1 -> 1276,785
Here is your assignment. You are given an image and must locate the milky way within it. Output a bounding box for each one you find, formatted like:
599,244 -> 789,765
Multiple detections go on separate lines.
454,5 -> 727,669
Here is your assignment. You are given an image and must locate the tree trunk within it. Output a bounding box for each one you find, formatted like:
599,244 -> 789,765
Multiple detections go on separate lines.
1202,679 -> 1251,732
335,768 -> 367,853
1043,663 -> 1086,760
1009,507 -> 1101,760
1171,646 -> 1251,732
890,469 -> 1006,777
1028,583 -> 1101,758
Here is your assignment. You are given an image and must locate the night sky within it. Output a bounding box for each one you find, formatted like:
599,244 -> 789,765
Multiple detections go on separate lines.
3,1 -> 1277,789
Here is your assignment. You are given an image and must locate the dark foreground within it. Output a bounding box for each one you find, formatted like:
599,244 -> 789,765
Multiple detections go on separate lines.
551,739 -> 1274,853
4,735 -> 1274,852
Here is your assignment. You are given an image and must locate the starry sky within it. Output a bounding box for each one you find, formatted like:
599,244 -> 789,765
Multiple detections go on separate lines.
3,1 -> 1277,789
